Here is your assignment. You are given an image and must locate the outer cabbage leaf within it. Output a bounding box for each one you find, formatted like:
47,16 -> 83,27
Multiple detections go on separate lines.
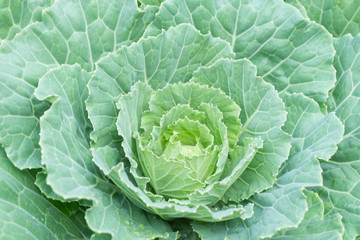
192,186 -> 308,240
0,0 -> 156,169
34,64 -> 173,239
145,0 -> 336,103
0,0 -> 54,41
312,34 -> 360,240
285,0 -> 360,37
192,93 -> 343,239
268,190 -> 344,240
0,147 -> 91,240
35,170 -> 74,202
279,93 -> 344,187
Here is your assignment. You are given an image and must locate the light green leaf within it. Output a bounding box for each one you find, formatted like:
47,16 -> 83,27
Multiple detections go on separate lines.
192,186 -> 307,239
191,58 -> 291,202
115,82 -> 162,201
269,189 -> 344,240
278,93 -> 344,187
117,82 -> 154,161
285,0 -> 360,37
0,147 -> 91,239
313,34 -> 360,240
98,157 -> 254,222
209,190 -> 343,240
93,144 -> 254,222
187,138 -> 262,207
145,0 -> 336,103
138,145 -> 207,199
0,0 -> 54,41
35,170 -> 70,202
141,104 -> 205,134
0,0 -> 156,169
146,82 -> 241,147
34,65 -> 172,239
86,23 -> 233,150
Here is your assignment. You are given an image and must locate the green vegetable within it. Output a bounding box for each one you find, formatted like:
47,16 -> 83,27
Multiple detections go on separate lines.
0,0 -> 359,239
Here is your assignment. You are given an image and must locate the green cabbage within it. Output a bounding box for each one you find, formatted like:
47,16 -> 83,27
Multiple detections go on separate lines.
0,0 -> 359,239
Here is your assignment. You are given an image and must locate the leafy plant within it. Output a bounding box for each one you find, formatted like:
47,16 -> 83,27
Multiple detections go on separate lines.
0,0 -> 359,239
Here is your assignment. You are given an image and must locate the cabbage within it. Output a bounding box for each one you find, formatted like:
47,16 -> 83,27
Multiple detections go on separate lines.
0,0 -> 359,239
